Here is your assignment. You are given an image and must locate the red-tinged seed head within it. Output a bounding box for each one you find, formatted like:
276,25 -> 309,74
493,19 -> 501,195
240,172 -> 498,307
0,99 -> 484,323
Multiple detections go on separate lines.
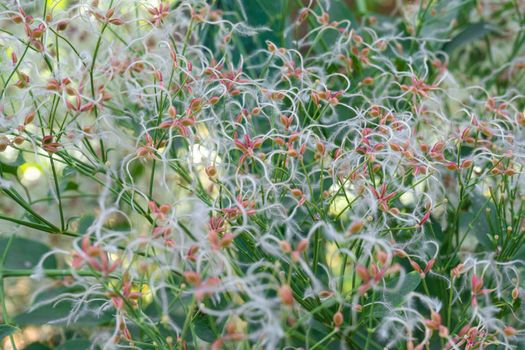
333,311 -> 343,327
316,142 -> 325,154
504,168 -> 517,176
356,265 -> 369,282
389,207 -> 400,215
279,285 -> 294,305
298,8 -> 308,23
183,271 -> 201,285
220,234 -> 234,248
451,263 -> 464,278
362,77 -> 374,85
333,148 -> 343,159
376,250 -> 388,265
168,105 -> 177,118
461,159 -> 473,168
159,204 -> 170,214
56,19 -> 69,31
290,188 -> 303,197
274,137 -> 285,146
225,321 -> 237,334
424,258 -> 435,274
280,114 -> 288,125
24,112 -> 35,125
0,137 -> 10,152
279,240 -> 291,253
503,326 -> 517,337
295,239 -> 308,253
512,287 -> 520,300
438,325 -> 449,338
211,338 -> 224,350
389,142 -> 402,152
409,260 -> 422,274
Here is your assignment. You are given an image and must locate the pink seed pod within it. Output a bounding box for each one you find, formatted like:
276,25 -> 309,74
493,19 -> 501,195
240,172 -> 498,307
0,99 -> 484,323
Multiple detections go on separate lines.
503,326 -> 517,336
451,263 -> 464,278
298,9 -> 308,23
438,325 -> 449,338
295,239 -> 308,253
409,260 -> 423,275
183,271 -> 201,286
461,159 -> 473,168
279,284 -> 294,306
376,250 -> 388,265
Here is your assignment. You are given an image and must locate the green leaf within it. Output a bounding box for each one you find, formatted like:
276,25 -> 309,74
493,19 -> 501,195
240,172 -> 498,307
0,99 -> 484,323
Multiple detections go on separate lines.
23,343 -> 51,350
0,237 -> 57,269
384,271 -> 421,306
77,215 -> 95,234
460,193 -> 496,250
62,181 -> 79,192
15,286 -> 113,326
0,324 -> 18,339
373,272 -> 421,317
15,300 -> 113,326
57,339 -> 95,350
443,21 -> 494,54
193,312 -> 220,343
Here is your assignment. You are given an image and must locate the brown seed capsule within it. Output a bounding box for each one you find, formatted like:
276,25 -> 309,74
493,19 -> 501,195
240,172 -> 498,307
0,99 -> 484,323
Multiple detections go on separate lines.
0,136 -> 10,152
56,19 -> 69,31
348,220 -> 364,235
290,188 -> 303,197
13,135 -> 24,145
333,311 -> 343,327
205,165 -> 217,178
287,148 -> 299,158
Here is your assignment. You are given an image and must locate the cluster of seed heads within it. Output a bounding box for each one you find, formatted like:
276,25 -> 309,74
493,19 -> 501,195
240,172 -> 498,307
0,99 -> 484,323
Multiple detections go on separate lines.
0,0 -> 524,349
